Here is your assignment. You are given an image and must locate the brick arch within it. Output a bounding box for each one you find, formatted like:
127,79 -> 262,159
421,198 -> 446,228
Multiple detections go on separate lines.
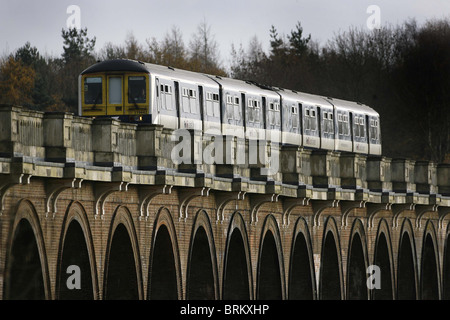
420,220 -> 440,299
257,214 -> 286,300
222,211 -> 253,300
319,216 -> 343,300
372,218 -> 395,300
288,216 -> 316,300
443,222 -> 450,299
397,218 -> 418,300
346,218 -> 369,300
56,201 -> 99,299
104,205 -> 143,300
148,206 -> 182,300
4,199 -> 51,299
186,209 -> 219,300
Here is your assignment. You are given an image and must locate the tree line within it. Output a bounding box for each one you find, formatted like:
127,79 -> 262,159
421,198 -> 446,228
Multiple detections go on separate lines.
0,19 -> 449,163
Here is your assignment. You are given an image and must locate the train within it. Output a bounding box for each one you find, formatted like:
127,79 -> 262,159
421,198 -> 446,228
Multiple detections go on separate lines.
78,59 -> 382,155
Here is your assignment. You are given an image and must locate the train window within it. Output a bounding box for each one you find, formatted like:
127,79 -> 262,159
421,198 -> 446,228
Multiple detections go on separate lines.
227,105 -> 233,120
214,103 -> 220,117
329,112 -> 333,120
305,109 -> 310,117
213,94 -> 219,101
84,77 -> 103,104
292,105 -> 298,114
234,104 -> 240,119
182,88 -> 188,97
189,89 -> 196,98
311,109 -> 316,118
108,77 -> 122,104
323,112 -> 328,120
235,97 -> 240,105
248,105 -> 255,122
161,84 -> 172,94
292,113 -> 298,129
128,76 -> 146,104
207,101 -> 213,116
275,103 -> 280,111
269,103 -> 274,110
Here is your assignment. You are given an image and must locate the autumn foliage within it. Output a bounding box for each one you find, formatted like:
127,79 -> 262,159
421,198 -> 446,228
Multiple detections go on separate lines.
0,56 -> 35,105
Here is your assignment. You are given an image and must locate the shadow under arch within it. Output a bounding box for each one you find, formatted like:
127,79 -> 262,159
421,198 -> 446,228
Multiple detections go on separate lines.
319,216 -> 343,300
103,205 -> 143,300
397,218 -> 418,300
257,214 -> 286,300
148,206 -> 182,300
56,201 -> 98,300
4,199 -> 51,300
222,211 -> 253,300
372,218 -> 395,300
288,216 -> 316,300
186,209 -> 219,300
346,219 -> 369,300
420,220 -> 440,300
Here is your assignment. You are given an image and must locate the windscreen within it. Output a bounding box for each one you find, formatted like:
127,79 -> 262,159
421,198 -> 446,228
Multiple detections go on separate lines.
84,77 -> 102,104
128,76 -> 146,103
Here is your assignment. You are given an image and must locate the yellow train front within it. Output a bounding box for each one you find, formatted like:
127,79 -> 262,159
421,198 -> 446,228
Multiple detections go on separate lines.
79,59 -> 151,122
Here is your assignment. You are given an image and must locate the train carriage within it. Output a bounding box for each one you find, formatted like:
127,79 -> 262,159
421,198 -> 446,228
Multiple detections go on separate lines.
79,59 -> 382,157
324,97 -> 381,155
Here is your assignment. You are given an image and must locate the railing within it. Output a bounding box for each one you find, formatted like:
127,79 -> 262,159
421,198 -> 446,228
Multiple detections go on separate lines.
0,104 -> 448,200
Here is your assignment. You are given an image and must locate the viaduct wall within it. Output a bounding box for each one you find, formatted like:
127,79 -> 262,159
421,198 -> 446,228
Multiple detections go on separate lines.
0,105 -> 449,300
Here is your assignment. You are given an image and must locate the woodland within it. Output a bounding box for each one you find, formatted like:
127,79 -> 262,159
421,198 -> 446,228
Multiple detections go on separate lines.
1,19 -> 449,163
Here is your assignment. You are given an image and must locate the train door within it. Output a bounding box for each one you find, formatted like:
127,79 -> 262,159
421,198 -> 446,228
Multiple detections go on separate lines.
317,106 -> 322,149
155,78 -> 161,124
174,81 -> 181,128
107,75 -> 124,115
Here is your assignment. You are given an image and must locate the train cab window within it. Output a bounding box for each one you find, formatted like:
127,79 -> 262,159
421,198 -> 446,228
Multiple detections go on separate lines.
108,77 -> 122,104
128,76 -> 146,104
84,77 -> 103,104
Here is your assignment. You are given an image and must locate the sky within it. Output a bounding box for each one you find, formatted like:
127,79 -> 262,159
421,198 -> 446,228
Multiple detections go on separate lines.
1,0 -> 450,69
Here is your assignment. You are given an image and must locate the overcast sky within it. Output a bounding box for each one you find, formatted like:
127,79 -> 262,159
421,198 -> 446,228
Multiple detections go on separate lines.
1,0 -> 449,68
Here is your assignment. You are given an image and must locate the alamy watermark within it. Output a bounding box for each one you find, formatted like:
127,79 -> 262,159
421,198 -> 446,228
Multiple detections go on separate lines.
66,5 -> 81,30
66,265 -> 81,290
366,265 -> 381,289
170,129 -> 280,176
366,5 -> 381,30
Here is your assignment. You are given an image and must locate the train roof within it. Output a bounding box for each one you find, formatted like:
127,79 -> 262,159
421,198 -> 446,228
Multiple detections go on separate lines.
207,75 -> 279,99
142,62 -> 219,89
324,97 -> 379,116
81,59 -> 149,75
276,88 -> 334,108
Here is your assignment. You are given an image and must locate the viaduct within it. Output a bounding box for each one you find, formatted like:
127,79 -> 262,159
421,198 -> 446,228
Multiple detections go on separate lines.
0,105 -> 449,300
